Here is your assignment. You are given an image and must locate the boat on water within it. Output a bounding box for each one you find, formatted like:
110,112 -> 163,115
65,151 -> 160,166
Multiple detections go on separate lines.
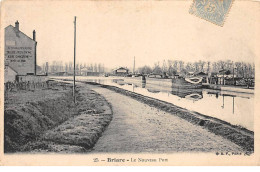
122,72 -> 208,89
172,72 -> 210,89
172,76 -> 203,89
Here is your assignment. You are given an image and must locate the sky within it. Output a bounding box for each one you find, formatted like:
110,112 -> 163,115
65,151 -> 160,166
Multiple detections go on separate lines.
1,0 -> 259,69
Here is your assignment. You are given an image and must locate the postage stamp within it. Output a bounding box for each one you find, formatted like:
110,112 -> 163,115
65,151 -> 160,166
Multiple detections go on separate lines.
189,0 -> 234,26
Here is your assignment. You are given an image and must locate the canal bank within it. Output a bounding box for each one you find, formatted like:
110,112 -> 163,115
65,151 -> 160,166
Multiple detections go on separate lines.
86,82 -> 253,152
53,76 -> 254,131
83,83 -> 249,153
54,79 -> 253,153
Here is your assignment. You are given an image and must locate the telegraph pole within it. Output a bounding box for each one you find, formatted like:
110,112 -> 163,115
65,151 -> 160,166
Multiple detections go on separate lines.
133,56 -> 135,75
73,16 -> 77,103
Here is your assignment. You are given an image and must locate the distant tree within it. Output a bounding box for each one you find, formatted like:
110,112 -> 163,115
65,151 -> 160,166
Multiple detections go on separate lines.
94,63 -> 97,72
69,62 -> 73,73
41,63 -> 46,73
167,60 -> 177,76
97,63 -> 100,72
194,62 -> 200,72
79,63 -> 83,75
162,60 -> 167,73
173,60 -> 178,72
198,60 -> 206,72
138,65 -> 152,74
51,61 -> 58,73
102,64 -> 105,73
217,60 -> 226,71
206,61 -> 211,74
251,63 -> 255,78
179,61 -> 184,73
235,62 -> 242,78
221,60 -> 233,74
152,62 -> 162,74
76,64 -> 79,75
212,62 -> 218,73
90,64 -> 93,72
65,63 -> 68,73
183,68 -> 188,75
59,61 -> 63,72
246,63 -> 253,78
185,62 -> 193,72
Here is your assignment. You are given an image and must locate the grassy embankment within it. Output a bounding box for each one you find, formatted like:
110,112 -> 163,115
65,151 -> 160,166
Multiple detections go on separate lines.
4,81 -> 112,153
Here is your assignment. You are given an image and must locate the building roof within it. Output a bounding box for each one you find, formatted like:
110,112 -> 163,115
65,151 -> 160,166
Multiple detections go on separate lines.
5,25 -> 36,43
113,67 -> 129,71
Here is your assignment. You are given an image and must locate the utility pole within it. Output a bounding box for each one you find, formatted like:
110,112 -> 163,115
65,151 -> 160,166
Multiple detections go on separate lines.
73,16 -> 77,103
133,56 -> 135,75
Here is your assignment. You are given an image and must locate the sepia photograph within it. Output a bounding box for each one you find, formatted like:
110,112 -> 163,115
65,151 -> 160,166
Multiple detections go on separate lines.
0,0 -> 260,166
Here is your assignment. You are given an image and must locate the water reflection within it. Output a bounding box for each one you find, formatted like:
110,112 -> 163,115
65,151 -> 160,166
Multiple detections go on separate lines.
185,93 -> 203,102
112,78 -> 254,131
52,76 -> 254,131
129,81 -> 204,101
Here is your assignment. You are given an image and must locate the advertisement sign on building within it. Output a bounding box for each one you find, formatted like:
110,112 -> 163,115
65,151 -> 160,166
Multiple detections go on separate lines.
4,21 -> 37,75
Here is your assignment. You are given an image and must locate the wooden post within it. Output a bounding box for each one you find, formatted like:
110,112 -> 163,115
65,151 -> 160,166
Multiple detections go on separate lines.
73,16 -> 77,103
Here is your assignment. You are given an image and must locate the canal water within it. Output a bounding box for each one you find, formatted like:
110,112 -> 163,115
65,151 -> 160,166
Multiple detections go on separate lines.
52,76 -> 254,131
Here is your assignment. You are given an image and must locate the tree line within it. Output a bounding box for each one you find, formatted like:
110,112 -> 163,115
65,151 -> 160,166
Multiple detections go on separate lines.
137,60 -> 255,78
41,61 -> 105,74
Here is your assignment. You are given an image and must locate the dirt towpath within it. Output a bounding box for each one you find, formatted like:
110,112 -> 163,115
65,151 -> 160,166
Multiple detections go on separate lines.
86,84 -> 243,153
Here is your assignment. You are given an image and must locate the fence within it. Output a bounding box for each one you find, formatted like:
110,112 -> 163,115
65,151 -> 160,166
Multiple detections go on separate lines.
4,81 -> 51,93
4,80 -> 73,104
17,75 -> 47,83
4,74 -> 50,92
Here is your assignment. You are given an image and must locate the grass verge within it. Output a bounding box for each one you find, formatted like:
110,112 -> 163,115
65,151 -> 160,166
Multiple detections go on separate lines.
4,81 -> 113,153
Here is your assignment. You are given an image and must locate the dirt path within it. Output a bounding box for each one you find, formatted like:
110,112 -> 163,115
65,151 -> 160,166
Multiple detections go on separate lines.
87,84 -> 243,153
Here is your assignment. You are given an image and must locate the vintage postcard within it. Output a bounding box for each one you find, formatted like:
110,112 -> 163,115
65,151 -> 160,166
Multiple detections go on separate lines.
0,0 -> 260,166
